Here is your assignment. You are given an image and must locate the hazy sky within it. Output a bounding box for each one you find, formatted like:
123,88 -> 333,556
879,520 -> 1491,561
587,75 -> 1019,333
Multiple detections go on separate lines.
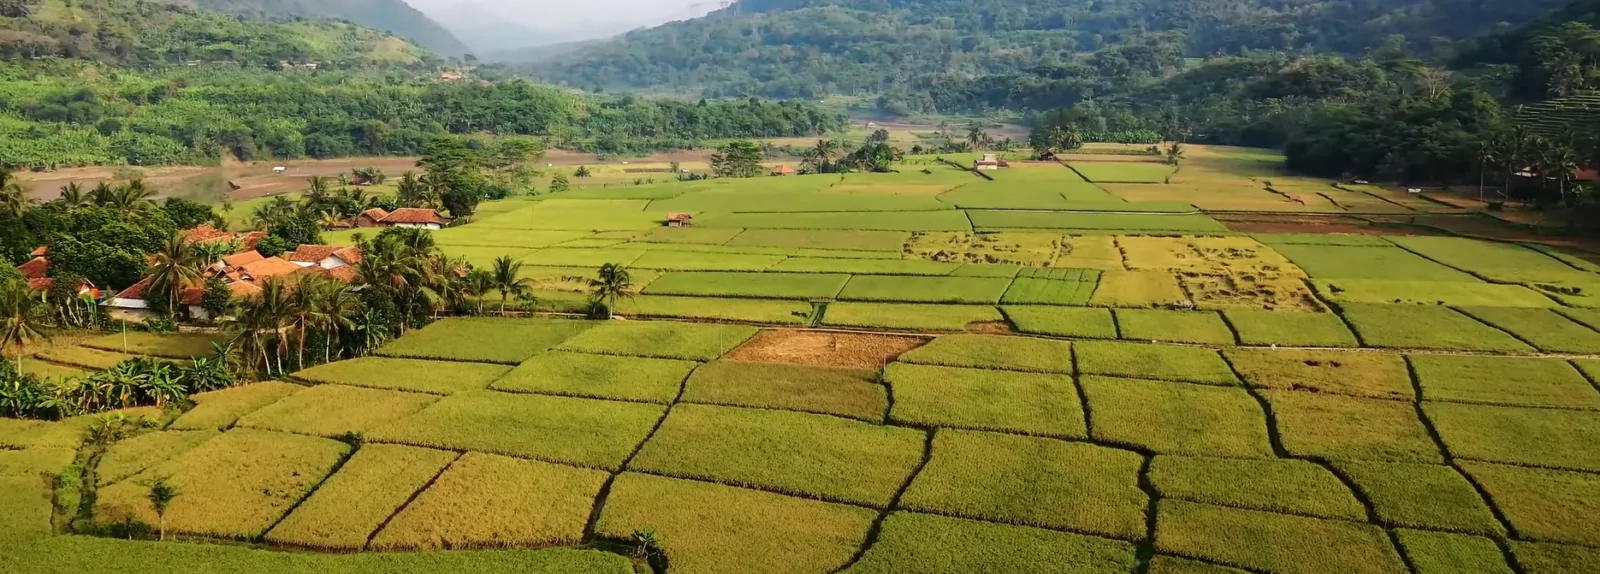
406,0 -> 707,29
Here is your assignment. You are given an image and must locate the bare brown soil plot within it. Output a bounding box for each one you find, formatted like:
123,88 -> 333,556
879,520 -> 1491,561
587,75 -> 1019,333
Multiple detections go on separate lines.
725,329 -> 927,370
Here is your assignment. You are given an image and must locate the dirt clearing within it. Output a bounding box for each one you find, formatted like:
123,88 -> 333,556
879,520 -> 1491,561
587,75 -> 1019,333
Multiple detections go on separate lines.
725,330 -> 927,370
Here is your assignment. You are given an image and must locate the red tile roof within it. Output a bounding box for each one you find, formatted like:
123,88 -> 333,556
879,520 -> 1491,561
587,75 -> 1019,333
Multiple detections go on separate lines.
288,244 -> 343,263
667,212 -> 693,222
359,208 -> 390,221
17,257 -> 48,280
179,287 -> 206,306
326,265 -> 358,283
333,246 -> 362,265
239,257 -> 302,280
29,246 -> 47,257
237,231 -> 267,251
27,278 -> 53,292
183,224 -> 234,244
114,277 -> 154,300
381,208 -> 451,225
229,281 -> 263,298
222,251 -> 266,268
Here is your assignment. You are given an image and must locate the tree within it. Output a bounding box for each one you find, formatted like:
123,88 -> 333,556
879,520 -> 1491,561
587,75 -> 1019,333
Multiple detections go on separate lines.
1165,142 -> 1185,167
144,233 -> 204,317
57,182 -> 88,207
550,173 -> 570,193
574,166 -> 592,178
710,140 -> 764,178
488,256 -> 535,314
0,172 -> 28,218
588,263 -> 633,320
0,278 -> 47,361
200,277 -> 231,320
145,477 -> 180,541
462,269 -> 494,315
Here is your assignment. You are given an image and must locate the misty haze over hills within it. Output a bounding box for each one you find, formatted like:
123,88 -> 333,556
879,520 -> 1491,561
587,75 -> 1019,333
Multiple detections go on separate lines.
402,0 -> 706,55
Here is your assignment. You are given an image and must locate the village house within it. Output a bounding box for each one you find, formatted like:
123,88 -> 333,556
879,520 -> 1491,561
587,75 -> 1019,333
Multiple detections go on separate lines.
770,165 -> 796,176
974,153 -> 1008,171
666,213 -> 694,227
378,208 -> 452,230
287,245 -> 363,269
354,208 -> 391,228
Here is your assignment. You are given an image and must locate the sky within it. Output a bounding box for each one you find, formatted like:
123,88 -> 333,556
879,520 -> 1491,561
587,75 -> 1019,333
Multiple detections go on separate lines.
405,0 -> 708,31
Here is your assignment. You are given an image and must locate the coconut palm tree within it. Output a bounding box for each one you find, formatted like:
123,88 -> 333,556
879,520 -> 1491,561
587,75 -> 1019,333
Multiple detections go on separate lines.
145,233 -> 204,317
588,263 -> 633,319
0,172 -> 30,218
57,182 -> 88,207
107,180 -> 156,214
310,278 -> 359,364
463,269 -> 494,315
489,256 -> 535,314
0,278 -> 48,361
396,171 -> 428,207
89,181 -> 117,207
235,278 -> 293,375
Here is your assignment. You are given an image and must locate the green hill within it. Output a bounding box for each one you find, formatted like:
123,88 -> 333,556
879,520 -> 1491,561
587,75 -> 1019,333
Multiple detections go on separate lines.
0,0 -> 434,65
163,0 -> 470,57
532,0 -> 1569,99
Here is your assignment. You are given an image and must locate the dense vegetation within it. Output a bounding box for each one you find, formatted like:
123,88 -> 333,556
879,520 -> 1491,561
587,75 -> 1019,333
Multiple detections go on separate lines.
531,0 -> 1566,99
165,0 -> 471,57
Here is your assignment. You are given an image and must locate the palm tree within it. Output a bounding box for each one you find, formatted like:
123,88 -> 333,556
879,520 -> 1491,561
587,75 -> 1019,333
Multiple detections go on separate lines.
310,279 -> 358,364
1165,142 -> 1186,167
303,176 -> 333,207
0,171 -> 30,218
288,273 -> 323,369
108,180 -> 155,213
588,263 -> 633,319
57,182 -> 88,207
488,256 -> 535,314
463,269 -> 494,315
966,124 -> 986,151
145,233 -> 204,317
0,279 -> 48,361
396,171 -> 428,207
236,277 -> 293,376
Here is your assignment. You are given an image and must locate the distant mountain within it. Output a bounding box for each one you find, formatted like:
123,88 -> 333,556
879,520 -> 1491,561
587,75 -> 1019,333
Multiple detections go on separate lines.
483,38 -> 610,65
532,0 -> 1571,98
0,0 -> 432,65
160,0 -> 470,56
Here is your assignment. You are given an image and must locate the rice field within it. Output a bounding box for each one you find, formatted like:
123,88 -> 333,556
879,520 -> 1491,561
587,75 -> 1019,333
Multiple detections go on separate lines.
13,146 -> 1600,574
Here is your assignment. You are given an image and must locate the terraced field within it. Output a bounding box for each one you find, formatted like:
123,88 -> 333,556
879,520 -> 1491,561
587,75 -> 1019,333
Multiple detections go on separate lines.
6,146 -> 1600,573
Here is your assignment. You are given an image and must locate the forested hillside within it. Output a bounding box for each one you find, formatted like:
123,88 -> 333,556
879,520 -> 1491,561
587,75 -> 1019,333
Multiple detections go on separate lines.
532,0 -> 1567,98
158,0 -> 471,56
0,0 -> 845,169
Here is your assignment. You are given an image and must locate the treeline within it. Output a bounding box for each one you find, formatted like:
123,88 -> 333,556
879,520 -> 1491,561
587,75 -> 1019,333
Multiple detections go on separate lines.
0,67 -> 845,168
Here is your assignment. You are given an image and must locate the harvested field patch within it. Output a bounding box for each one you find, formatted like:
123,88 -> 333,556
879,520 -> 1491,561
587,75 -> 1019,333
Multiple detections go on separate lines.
1412,355 -> 1600,410
843,512 -> 1138,574
1155,500 -> 1408,574
375,317 -> 592,364
1271,244 -> 1477,281
266,445 -> 458,550
97,430 -> 220,486
1225,348 -> 1411,400
905,231 -> 1060,267
293,357 -> 511,395
1003,306 -> 1118,339
1313,278 -> 1557,307
1425,403 -> 1600,473
1266,390 -> 1442,463
619,295 -> 814,325
36,345 -> 135,370
1115,309 -> 1235,345
94,428 -> 349,540
837,275 -> 1012,304
1076,341 -> 1238,385
556,321 -> 759,361
1396,530 -> 1515,574
1054,235 -> 1126,270
1335,461 -> 1504,535
1457,307 -> 1600,354
491,351 -> 695,404
820,302 -> 1004,331
238,384 -> 438,438
697,210 -> 974,232
1090,270 -> 1187,307
885,363 -> 1086,438
596,472 -> 875,574
369,390 -> 664,470
631,404 -> 924,507
1339,304 -> 1533,352
725,329 -> 924,369
1223,310 -> 1357,346
898,334 -> 1073,373
80,332 -> 220,359
629,251 -> 786,272
681,361 -> 886,421
1081,376 -> 1273,458
1460,462 -> 1600,547
726,229 -> 910,252
1149,455 -> 1365,520
902,429 -> 1146,538
169,381 -> 305,431
369,452 -> 607,551
642,271 -> 849,299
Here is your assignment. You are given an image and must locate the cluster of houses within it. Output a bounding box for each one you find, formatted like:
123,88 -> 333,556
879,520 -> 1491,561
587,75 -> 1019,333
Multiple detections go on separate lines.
351,207 -> 453,231
16,224 -> 367,324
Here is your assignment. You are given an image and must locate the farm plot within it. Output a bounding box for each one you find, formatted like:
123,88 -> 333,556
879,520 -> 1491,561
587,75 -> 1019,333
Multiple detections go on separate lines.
1412,355 -> 1600,410
630,404 -> 924,507
968,211 -> 1226,233
237,384 -> 440,438
642,271 -> 849,299
369,390 -> 666,470
1225,348 -> 1413,400
837,275 -> 1013,304
519,247 -> 646,268
169,381 -> 305,431
724,229 -> 910,252
293,357 -> 511,395
696,210 -> 974,232
1155,501 -> 1409,574
819,302 -> 1005,331
902,429 -> 1147,539
1334,461 -> 1505,535
649,190 -> 947,213
1076,341 -> 1238,385
681,361 -> 887,422
1089,270 -> 1188,307
94,428 -> 349,540
80,332 -> 220,359
1148,456 -> 1366,520
1390,236 -> 1600,284
439,246 -> 540,268
1270,244 -> 1478,281
369,453 -> 607,551
936,186 -> 1075,210
492,351 -> 697,404
884,363 -> 1086,438
1425,403 -> 1600,473
96,430 -> 220,486
1266,391 -> 1443,463
619,295 -> 814,325
898,334 -> 1073,373
1003,306 -> 1118,339
1312,279 -> 1558,307
628,251 -> 786,272
905,231 -> 1060,266
1000,269 -> 1100,306
1456,307 -> 1600,353
1053,235 -> 1125,269
375,317 -> 593,364
1223,310 -> 1358,347
771,257 -> 960,275
265,444 -> 459,550
633,226 -> 745,245
1114,309 -> 1235,345
431,228 -> 587,249
1339,304 -> 1533,352
1080,376 -> 1273,458
845,512 -> 1137,574
1070,161 -> 1174,183
556,321 -> 759,361
1459,462 -> 1600,547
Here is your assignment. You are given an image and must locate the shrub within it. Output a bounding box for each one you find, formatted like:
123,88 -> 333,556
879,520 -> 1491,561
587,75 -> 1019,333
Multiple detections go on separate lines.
630,404 -> 924,507
1080,376 -> 1273,458
902,430 -> 1146,539
884,364 -> 1085,438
